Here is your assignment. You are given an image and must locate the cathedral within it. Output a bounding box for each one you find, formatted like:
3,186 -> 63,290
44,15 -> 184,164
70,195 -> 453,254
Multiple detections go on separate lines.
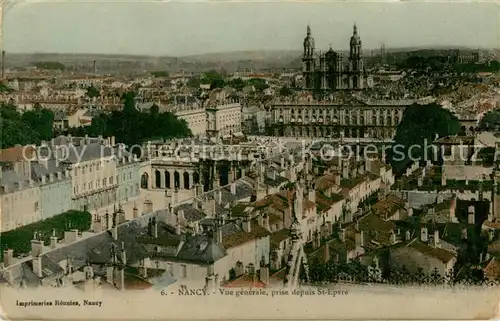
302,24 -> 364,90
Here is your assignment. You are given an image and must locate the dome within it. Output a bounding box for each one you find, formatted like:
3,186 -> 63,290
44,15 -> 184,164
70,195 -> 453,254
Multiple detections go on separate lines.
350,23 -> 361,45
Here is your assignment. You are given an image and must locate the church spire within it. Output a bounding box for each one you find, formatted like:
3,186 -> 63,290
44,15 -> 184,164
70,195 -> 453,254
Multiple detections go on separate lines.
353,23 -> 357,35
307,24 -> 311,36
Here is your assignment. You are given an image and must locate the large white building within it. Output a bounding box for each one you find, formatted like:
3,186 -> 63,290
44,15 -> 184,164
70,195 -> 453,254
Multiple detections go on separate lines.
0,169 -> 41,232
206,103 -> 243,137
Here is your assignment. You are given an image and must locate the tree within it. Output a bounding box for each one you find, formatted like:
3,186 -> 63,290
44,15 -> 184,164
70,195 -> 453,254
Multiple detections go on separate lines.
389,103 -> 461,175
64,92 -> 193,148
479,109 -> 500,130
279,85 -> 293,97
150,104 -> 159,115
210,78 -> 225,90
187,77 -> 202,89
0,103 -> 52,148
0,210 -> 92,260
151,71 -> 169,78
227,78 -> 246,91
86,85 -> 100,98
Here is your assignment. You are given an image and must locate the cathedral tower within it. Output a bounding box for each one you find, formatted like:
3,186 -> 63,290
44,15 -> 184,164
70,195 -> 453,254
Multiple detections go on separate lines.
302,25 -> 315,90
348,23 -> 364,89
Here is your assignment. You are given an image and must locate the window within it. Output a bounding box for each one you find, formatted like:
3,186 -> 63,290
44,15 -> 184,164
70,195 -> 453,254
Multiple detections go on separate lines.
102,178 -> 106,186
89,165 -> 92,173
34,202 -> 39,211
109,176 -> 113,184
180,264 -> 187,278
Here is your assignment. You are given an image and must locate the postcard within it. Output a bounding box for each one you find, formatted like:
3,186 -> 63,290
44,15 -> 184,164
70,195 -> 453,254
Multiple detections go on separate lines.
1,0 -> 500,320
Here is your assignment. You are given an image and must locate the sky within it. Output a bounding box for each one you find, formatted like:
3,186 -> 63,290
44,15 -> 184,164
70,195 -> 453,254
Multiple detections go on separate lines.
3,1 -> 500,56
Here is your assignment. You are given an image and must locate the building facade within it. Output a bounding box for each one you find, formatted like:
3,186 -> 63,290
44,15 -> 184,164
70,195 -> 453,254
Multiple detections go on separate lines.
206,103 -> 243,137
31,159 -> 73,220
0,170 -> 41,232
270,98 -> 409,139
116,155 -> 141,205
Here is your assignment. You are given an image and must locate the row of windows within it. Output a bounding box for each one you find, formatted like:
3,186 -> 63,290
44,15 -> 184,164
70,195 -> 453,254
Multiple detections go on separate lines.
2,189 -> 39,203
278,108 -> 403,118
74,176 -> 114,194
75,162 -> 102,175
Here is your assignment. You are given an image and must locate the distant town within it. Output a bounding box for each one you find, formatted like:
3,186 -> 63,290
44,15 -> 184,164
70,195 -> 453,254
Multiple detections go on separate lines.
1,23 -> 500,293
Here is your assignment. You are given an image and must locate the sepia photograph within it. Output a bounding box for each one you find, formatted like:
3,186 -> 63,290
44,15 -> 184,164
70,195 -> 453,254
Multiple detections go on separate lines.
0,0 -> 500,320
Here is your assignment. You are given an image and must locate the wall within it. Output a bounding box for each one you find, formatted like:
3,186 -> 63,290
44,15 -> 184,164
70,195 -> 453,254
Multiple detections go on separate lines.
40,179 -> 73,219
116,161 -> 140,204
1,185 -> 41,231
390,246 -> 456,276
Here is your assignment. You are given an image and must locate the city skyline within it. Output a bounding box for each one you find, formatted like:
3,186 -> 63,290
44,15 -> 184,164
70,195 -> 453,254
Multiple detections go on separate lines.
3,1 -> 500,56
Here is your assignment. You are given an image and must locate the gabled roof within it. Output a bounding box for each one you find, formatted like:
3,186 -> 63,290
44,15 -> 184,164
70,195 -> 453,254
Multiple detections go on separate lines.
408,241 -> 456,263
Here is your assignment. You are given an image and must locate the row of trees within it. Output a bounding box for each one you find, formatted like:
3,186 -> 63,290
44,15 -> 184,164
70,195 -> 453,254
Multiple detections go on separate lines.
186,70 -> 270,92
63,91 -> 192,147
1,91 -> 192,149
0,210 -> 92,261
1,103 -> 55,149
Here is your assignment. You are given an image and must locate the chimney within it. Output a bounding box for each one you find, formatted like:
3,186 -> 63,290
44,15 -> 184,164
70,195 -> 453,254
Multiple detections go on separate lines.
31,236 -> 44,257
112,225 -> 118,240
110,136 -> 116,146
139,261 -> 148,278
339,228 -> 346,242
32,256 -> 43,278
196,183 -> 204,197
175,221 -> 181,235
405,230 -> 411,241
390,231 -> 397,244
420,227 -> 428,242
280,156 -> 285,169
242,216 -> 251,233
215,229 -> 223,243
334,174 -> 340,186
64,229 -> 79,244
323,242 -> 330,263
133,204 -> 139,218
3,249 -> 13,267
308,189 -> 315,203
152,217 -> 158,238
50,229 -> 58,249
468,205 -> 475,224
264,214 -> 270,231
433,230 -> 440,248
120,242 -> 127,266
355,230 -> 364,247
84,265 -> 94,280
178,209 -> 185,222
106,266 -> 114,285
93,60 -> 97,75
1,51 -> 5,79
260,266 -> 270,285
235,261 -> 244,277
217,190 -> 222,204
230,182 -> 237,195
462,227 -> 468,240
436,195 -> 444,204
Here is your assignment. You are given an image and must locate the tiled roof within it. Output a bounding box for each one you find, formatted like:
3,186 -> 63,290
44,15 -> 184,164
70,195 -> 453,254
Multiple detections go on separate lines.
483,258 -> 500,281
222,274 -> 267,288
408,241 -> 456,263
372,194 -> 405,220
0,146 -> 35,162
270,229 -> 291,248
222,221 -> 270,249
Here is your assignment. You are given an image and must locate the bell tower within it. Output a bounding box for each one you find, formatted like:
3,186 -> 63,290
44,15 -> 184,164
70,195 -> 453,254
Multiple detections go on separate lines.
302,25 -> 315,90
348,23 -> 363,90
